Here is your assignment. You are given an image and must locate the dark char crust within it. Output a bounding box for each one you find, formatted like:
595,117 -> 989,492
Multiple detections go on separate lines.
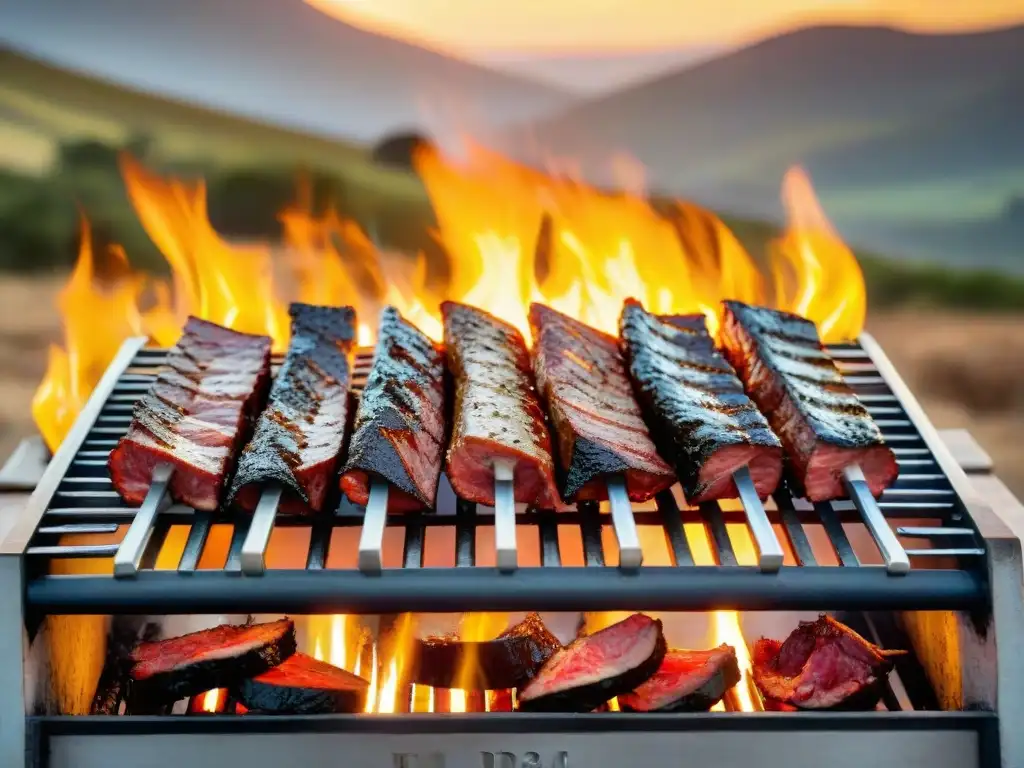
409,613 -> 562,690
129,619 -> 297,705
518,619 -> 667,713
227,304 -> 356,513
234,653 -> 369,715
619,299 -> 780,500
342,306 -> 447,507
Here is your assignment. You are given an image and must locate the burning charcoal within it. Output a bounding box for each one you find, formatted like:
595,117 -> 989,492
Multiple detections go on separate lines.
752,614 -> 905,710
719,301 -> 898,501
410,613 -> 561,690
618,646 -> 740,712
108,317 -> 273,511
518,613 -> 666,712
234,653 -> 369,714
129,618 -> 296,704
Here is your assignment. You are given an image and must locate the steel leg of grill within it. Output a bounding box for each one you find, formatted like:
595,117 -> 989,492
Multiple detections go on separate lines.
113,463 -> 173,577
493,460 -> 518,573
607,475 -> 643,569
733,465 -> 784,573
358,480 -> 389,573
240,484 -> 282,575
844,464 -> 911,574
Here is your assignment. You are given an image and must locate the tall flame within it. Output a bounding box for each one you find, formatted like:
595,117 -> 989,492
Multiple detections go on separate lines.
32,149 -> 866,451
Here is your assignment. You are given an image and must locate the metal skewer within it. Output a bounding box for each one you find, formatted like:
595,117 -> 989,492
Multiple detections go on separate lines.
358,479 -> 390,573
843,464 -> 910,575
606,475 -> 643,569
113,463 -> 174,577
732,465 -> 785,573
240,483 -> 283,575
493,459 -> 518,573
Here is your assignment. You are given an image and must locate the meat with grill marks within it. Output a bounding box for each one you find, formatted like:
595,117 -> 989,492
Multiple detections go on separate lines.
529,303 -> 675,503
442,302 -> 562,509
619,299 -> 782,503
108,317 -> 272,512
227,304 -> 357,515
340,306 -> 447,511
720,301 -> 898,501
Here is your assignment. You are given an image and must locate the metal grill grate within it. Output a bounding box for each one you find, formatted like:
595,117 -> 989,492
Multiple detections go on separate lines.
16,334 -> 990,614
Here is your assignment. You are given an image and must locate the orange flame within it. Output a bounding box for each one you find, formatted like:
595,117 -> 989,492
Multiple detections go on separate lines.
32,149 -> 866,452
199,688 -> 224,713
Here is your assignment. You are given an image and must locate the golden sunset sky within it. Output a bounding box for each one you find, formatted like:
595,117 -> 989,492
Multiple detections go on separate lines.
308,0 -> 1024,53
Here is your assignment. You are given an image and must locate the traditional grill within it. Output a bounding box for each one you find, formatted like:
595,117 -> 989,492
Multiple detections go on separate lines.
2,331 -> 1023,768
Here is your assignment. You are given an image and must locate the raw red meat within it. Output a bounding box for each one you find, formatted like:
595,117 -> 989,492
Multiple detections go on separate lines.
340,306 -> 447,511
618,645 -> 740,712
109,317 -> 272,511
752,614 -> 904,710
234,653 -> 369,714
228,304 -> 357,514
720,302 -> 898,501
130,618 -> 296,704
529,304 -> 675,503
518,613 -> 666,712
442,302 -> 562,509
620,300 -> 782,502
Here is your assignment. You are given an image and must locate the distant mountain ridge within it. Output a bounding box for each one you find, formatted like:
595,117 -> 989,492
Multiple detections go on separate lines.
0,0 -> 573,143
510,23 -> 1024,270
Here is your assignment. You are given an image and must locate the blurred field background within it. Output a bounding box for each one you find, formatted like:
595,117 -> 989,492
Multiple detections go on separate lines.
1,43 -> 1022,495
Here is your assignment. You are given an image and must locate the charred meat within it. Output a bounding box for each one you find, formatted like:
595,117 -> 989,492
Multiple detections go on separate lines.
234,653 -> 369,714
752,614 -> 904,710
529,304 -> 675,503
618,645 -> 740,712
340,306 -> 447,511
109,317 -> 272,511
720,302 -> 898,501
442,302 -> 562,509
228,304 -> 357,515
518,613 -> 666,712
619,300 -> 782,502
410,612 -> 562,690
129,618 -> 296,704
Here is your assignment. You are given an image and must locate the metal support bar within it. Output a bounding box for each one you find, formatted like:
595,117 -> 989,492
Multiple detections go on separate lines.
493,460 -> 517,573
358,480 -> 389,573
607,475 -> 643,569
843,464 -> 911,575
113,463 -> 174,577
240,484 -> 283,575
733,466 -> 784,573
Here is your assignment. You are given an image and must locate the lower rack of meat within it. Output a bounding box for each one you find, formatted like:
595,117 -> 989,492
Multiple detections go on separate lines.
9,332 -> 993,615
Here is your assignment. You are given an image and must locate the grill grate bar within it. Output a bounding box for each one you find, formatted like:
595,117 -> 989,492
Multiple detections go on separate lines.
579,502 -> 605,567
537,510 -> 561,567
897,526 -> 976,537
656,490 -> 693,567
701,503 -> 736,567
906,548 -> 986,558
37,524 -> 119,536
27,544 -> 120,558
177,514 -> 212,573
818,503 -> 860,567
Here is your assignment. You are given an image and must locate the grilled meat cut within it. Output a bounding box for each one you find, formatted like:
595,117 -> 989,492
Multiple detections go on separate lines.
518,613 -> 666,712
234,653 -> 369,714
129,618 -> 296,704
340,306 -> 447,511
442,302 -> 562,509
228,304 -> 357,515
618,645 -> 740,712
619,300 -> 782,502
720,302 -> 898,501
109,317 -> 272,512
752,614 -> 904,710
410,612 -> 562,690
529,304 -> 675,503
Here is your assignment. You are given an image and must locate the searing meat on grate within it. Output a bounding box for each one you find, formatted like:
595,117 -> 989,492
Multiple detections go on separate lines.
234,653 -> 369,714
619,299 -> 782,503
720,301 -> 898,502
442,302 -> 562,509
109,317 -> 272,511
340,306 -> 447,511
228,303 -> 357,515
618,645 -> 740,712
529,303 -> 675,503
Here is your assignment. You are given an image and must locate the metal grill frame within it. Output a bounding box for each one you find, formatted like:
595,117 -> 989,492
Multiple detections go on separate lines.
2,332 -> 1000,615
